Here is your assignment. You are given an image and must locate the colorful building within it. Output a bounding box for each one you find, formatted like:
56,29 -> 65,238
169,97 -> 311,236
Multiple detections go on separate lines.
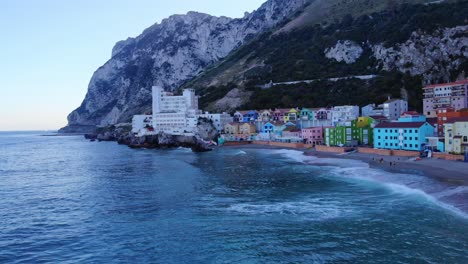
233,111 -> 246,122
423,79 -> 468,118
373,122 -> 434,151
243,110 -> 259,123
239,123 -> 256,134
224,123 -> 240,134
444,117 -> 468,154
436,108 -> 468,136
325,119 -> 373,147
300,108 -> 314,121
259,110 -> 272,122
301,127 -> 324,145
272,109 -> 289,122
284,108 -> 299,122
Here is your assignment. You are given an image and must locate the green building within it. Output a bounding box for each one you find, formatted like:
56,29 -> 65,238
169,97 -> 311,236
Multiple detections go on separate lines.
325,118 -> 374,147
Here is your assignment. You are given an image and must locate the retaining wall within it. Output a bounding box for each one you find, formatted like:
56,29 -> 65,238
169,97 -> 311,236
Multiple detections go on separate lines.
315,145 -> 352,153
432,152 -> 465,161
252,141 -> 312,149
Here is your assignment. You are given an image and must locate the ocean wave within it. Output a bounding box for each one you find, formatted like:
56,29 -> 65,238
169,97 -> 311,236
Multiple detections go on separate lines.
271,149 -> 369,168
268,149 -> 468,219
329,167 -> 468,219
228,199 -> 355,221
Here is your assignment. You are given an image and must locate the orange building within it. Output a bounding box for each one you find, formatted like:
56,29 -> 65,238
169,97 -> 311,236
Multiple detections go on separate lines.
436,108 -> 468,136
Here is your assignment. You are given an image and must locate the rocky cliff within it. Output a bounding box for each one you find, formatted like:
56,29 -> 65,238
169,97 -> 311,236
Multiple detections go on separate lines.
62,0 -> 309,132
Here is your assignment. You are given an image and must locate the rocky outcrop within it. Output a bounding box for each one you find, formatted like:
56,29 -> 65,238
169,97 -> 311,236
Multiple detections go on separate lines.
86,121 -> 218,152
325,40 -> 364,64
63,0 -> 308,131
372,26 -> 468,84
212,88 -> 253,112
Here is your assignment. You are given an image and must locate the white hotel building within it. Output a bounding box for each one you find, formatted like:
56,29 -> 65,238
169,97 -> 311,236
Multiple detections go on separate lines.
133,86 -> 232,136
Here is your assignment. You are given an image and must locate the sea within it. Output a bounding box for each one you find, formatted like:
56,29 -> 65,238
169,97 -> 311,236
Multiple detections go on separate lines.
0,131 -> 467,263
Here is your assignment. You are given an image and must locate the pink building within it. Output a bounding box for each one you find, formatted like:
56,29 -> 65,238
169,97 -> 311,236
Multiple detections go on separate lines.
272,109 -> 289,122
301,127 -> 325,145
282,129 -> 301,138
423,80 -> 468,117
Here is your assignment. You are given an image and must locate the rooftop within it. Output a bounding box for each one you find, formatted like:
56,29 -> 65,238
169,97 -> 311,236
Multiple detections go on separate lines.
423,79 -> 468,89
375,122 -> 427,129
445,116 -> 468,124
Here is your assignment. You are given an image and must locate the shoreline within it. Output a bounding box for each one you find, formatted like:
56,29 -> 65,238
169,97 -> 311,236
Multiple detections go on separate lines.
224,144 -> 468,214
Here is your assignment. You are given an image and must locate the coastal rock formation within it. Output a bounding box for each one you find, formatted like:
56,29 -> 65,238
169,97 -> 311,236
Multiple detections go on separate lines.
372,26 -> 468,84
325,40 -> 363,64
62,0 -> 308,131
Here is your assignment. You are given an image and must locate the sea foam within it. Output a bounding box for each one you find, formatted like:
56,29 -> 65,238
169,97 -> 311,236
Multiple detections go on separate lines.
270,149 -> 468,219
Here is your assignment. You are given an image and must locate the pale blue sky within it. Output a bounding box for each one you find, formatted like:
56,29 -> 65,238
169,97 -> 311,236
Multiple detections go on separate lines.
0,0 -> 266,131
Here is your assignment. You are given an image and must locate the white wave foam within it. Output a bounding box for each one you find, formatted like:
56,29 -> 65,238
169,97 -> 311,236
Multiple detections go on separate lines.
329,167 -> 468,219
228,200 -> 354,221
267,149 -> 468,219
235,150 -> 247,155
271,149 -> 369,168
176,147 -> 192,152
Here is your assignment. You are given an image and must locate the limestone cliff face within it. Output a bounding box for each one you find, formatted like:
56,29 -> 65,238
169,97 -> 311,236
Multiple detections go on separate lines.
372,25 -> 468,84
324,25 -> 467,84
63,0 -> 308,129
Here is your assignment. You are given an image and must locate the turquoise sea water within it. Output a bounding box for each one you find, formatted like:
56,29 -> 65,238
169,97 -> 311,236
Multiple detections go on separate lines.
0,131 -> 467,263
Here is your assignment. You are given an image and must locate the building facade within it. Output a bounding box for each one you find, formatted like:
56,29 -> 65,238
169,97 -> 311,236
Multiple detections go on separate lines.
301,127 -> 324,145
382,99 -> 408,120
331,105 -> 359,125
444,117 -> 468,154
373,122 -> 434,151
423,80 -> 468,117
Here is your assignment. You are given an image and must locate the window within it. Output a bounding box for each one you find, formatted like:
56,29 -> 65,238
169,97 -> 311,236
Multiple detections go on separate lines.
415,144 -> 419,148
410,144 -> 413,147
385,136 -> 388,139
378,143 -> 381,146
385,143 -> 388,146
378,136 -> 381,139
404,144 -> 407,147
464,136 -> 468,142
415,137 -> 418,140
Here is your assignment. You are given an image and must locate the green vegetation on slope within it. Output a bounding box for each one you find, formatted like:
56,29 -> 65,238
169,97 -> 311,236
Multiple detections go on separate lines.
190,0 -> 467,112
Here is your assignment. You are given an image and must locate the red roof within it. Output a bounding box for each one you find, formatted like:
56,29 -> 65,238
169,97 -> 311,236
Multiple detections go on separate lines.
423,79 -> 468,89
445,116 -> 468,124
375,122 -> 427,128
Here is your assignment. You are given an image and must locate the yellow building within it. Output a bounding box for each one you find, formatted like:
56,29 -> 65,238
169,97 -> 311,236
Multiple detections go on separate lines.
444,117 -> 468,154
284,108 -> 299,122
224,123 -> 240,134
239,123 -> 256,134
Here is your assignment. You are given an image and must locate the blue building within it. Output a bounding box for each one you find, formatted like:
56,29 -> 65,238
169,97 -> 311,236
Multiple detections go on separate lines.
243,110 -> 259,122
373,122 -> 434,151
262,122 -> 275,134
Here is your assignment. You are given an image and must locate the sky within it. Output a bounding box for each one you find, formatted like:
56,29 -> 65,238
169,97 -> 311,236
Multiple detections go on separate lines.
0,0 -> 266,131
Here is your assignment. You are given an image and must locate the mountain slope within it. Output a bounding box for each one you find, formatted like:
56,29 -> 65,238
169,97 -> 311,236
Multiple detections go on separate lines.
185,0 -> 468,112
62,0 -> 309,131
